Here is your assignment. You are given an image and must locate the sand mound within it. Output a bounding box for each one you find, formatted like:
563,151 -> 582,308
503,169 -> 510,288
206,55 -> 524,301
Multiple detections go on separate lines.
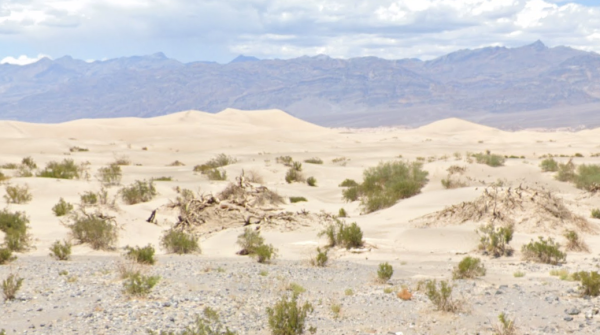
417,118 -> 502,134
413,185 -> 595,235
216,108 -> 326,131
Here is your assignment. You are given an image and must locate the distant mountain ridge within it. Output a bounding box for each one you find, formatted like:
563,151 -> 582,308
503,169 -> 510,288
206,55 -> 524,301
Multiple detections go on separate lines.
1,41 -> 600,129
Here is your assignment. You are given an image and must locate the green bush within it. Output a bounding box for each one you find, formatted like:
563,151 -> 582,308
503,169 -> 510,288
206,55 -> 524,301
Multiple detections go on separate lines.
285,168 -> 304,184
123,272 -> 160,297
2,273 -> 24,301
253,244 -> 277,264
564,230 -> 589,252
193,154 -> 237,173
521,237 -> 566,265
148,307 -> 237,335
69,146 -> 89,152
310,247 -> 328,267
452,256 -> 486,279
125,244 -> 156,265
377,262 -> 394,282
38,159 -> 80,179
306,177 -> 317,187
574,164 -> 600,192
152,176 -> 172,181
555,160 -> 576,182
49,240 -> 72,261
275,156 -> 293,166
424,280 -> 459,312
4,184 -> 32,204
0,248 -> 16,265
236,228 -> 265,255
0,172 -> 9,182
160,229 -> 200,254
120,180 -> 157,205
339,179 -> 358,188
592,209 -> 600,219
338,208 -> 347,218
0,209 -> 31,252
493,313 -> 517,335
205,168 -> 227,181
304,158 -> 323,165
540,158 -> 559,172
52,198 -> 74,216
266,294 -> 314,335
477,223 -> 513,257
318,221 -> 363,249
0,163 -> 18,170
342,161 -> 428,213
289,196 -> 307,203
21,157 -> 37,170
473,152 -> 505,167
97,163 -> 122,186
66,212 -> 118,250
572,271 -> 600,297
80,191 -> 98,206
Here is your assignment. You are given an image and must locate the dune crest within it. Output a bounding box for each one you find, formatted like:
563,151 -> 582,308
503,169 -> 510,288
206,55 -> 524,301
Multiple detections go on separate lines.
417,117 -> 503,134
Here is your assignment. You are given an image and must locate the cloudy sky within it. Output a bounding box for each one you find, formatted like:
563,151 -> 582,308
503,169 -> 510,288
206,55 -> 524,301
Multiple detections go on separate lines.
1,0 -> 599,65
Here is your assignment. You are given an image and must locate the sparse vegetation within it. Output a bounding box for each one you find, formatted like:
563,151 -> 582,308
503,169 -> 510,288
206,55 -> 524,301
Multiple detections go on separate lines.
285,162 -> 305,184
493,313 -> 517,335
310,247 -> 328,267
125,244 -> 156,265
21,157 -> 37,170
287,282 -> 306,296
97,163 -> 122,186
193,154 -> 237,173
69,146 -> 89,152
338,208 -> 347,218
344,288 -> 354,296
289,196 -> 307,203
425,280 -> 459,312
206,168 -> 227,181
148,307 -> 237,335
572,271 -> 600,297
306,177 -> 317,187
341,161 -> 428,213
152,176 -> 172,181
452,256 -> 486,279
52,198 -> 74,216
318,220 -> 363,249
477,223 -> 514,257
114,157 -> 131,166
0,209 -> 31,252
521,237 -> 566,265
266,293 -> 314,335
0,172 -> 9,182
555,159 -> 576,182
37,159 -> 81,179
123,272 -> 160,297
120,180 -> 157,205
0,248 -> 16,265
564,230 -> 589,252
377,262 -> 393,282
338,179 -> 358,188
275,156 -> 293,167
592,209 -> 600,219
304,157 -> 323,165
2,273 -> 24,301
4,184 -> 32,204
540,158 -> 559,172
80,191 -> 98,206
473,151 -> 505,167
160,229 -> 200,254
66,211 -> 118,250
573,164 -> 600,192
236,228 -> 276,263
513,271 -> 526,278
49,240 -> 72,261
253,243 -> 277,264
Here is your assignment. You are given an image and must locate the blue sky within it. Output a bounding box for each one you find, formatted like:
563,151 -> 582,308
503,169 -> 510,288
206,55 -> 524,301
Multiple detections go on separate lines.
1,0 -> 599,65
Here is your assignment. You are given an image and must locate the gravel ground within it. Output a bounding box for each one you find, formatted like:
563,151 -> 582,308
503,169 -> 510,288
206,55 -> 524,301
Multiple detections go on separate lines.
2,255 -> 600,334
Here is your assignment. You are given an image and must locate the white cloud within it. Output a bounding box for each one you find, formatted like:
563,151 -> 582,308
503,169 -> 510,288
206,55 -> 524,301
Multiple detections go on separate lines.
0,54 -> 51,65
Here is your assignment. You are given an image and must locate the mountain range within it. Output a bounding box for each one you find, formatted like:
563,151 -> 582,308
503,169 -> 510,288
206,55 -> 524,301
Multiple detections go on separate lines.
1,40 -> 600,129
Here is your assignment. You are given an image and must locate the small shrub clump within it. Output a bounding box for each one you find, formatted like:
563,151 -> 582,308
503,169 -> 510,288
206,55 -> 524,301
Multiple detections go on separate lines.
275,156 -> 293,166
236,228 -> 276,263
452,256 -> 486,279
540,158 -> 559,172
493,313 -> 517,335
377,262 -> 394,283
149,307 -> 237,335
310,247 -> 328,267
37,159 -> 80,179
120,180 -> 157,205
564,230 -> 589,252
573,164 -> 600,192
52,198 -> 74,216
473,151 -> 505,167
49,240 -> 72,261
0,209 -> 31,252
477,223 -> 514,257
123,272 -> 160,297
66,211 -> 118,250
319,220 -> 364,249
521,237 -> 566,265
555,160 -> 576,182
266,293 -> 314,335
425,280 -> 459,312
285,162 -> 305,184
592,209 -> 600,219
97,163 -> 122,186
289,196 -> 307,203
125,244 -> 156,265
572,271 -> 600,297
193,154 -> 237,173
338,208 -> 347,218
205,168 -> 227,181
304,157 -> 323,165
160,229 -> 200,254
4,184 -> 32,204
0,248 -> 16,265
2,273 -> 24,301
339,179 -> 358,188
306,177 -> 317,187
80,191 -> 98,206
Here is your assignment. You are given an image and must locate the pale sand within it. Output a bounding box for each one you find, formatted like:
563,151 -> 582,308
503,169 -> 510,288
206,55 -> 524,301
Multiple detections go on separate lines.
0,108 -> 599,264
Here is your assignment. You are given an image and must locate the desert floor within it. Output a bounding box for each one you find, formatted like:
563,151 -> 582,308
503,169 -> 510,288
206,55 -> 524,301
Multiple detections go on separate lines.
1,108 -> 600,334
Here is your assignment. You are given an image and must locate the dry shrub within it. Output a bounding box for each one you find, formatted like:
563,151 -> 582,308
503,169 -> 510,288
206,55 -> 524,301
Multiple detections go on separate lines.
245,169 -> 264,184
563,230 -> 589,252
397,287 -> 412,301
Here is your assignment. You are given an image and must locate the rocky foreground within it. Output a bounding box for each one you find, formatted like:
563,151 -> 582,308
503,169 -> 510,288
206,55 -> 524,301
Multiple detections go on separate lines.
2,255 -> 600,335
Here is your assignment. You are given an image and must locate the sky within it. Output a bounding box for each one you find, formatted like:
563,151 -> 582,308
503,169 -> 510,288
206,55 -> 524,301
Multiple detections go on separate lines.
1,0 -> 599,65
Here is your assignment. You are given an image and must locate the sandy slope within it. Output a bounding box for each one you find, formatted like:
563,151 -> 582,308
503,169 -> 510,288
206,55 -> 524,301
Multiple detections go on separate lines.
1,110 -> 600,333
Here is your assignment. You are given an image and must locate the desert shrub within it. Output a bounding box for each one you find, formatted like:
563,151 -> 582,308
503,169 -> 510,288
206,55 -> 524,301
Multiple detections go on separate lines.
153,176 -> 172,181
205,168 -> 227,181
573,164 -> 600,192
289,196 -> 307,203
493,313 -> 517,335
253,243 -> 277,264
21,157 -> 37,170
304,157 -> 323,165
564,230 -> 589,252
452,256 -> 486,279
592,209 -> 600,219
521,237 -> 566,265
125,244 -> 156,265
343,161 -> 428,213
473,152 -> 505,167
114,157 -> 131,166
123,272 -> 160,297
441,177 -> 466,189
310,247 -> 328,267
339,179 -> 358,188
193,154 -> 237,173
167,160 -> 185,166
236,228 -> 265,255
287,283 -> 306,296
120,180 -> 157,205
377,262 -> 393,282
0,248 -> 16,265
15,165 -> 33,178
477,223 -> 514,257
37,159 -> 80,179
0,209 -> 31,252
49,240 -> 72,261
0,172 -> 9,182
397,287 -> 413,301
425,280 -> 459,312
306,177 -> 317,187
555,160 -> 576,182
275,156 -> 293,166
572,271 -> 600,297
2,273 -> 24,301
66,211 -> 118,250
245,170 -> 264,184
4,184 -> 32,204
97,163 -> 122,186
513,271 -> 526,278
540,158 -> 559,172
80,191 -> 98,206
447,165 -> 466,174
318,221 -> 363,249
69,146 -> 88,152
161,229 -> 199,254
338,208 -> 347,218
266,293 -> 314,335
1,163 -> 18,170
149,307 -> 237,335
52,198 -> 74,216
285,168 -> 304,184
